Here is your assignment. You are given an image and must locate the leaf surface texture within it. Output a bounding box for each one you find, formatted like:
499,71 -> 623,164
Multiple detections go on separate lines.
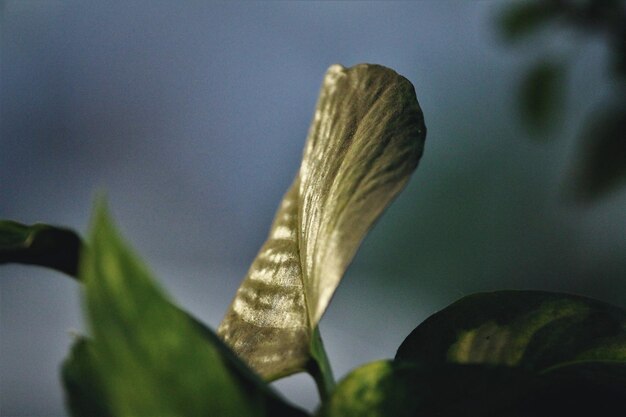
219,63 -> 426,379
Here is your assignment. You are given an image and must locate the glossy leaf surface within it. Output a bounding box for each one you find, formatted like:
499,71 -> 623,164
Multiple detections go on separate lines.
81,205 -> 307,417
0,220 -> 81,276
219,63 -> 426,380
396,291 -> 626,371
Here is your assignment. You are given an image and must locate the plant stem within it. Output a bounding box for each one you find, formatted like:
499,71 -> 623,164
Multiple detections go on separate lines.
308,326 -> 335,403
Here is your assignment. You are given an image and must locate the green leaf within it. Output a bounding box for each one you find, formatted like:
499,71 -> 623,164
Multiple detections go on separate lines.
395,291 -> 626,371
62,338 -> 112,417
81,203 -> 307,417
317,360 -> 542,417
183,309 -> 310,417
319,360 -> 626,417
308,326 -> 335,402
519,60 -> 566,134
530,361 -> 626,415
567,102 -> 626,201
63,334 -> 308,417
0,217 -> 303,415
498,1 -> 559,42
0,220 -> 82,276
218,63 -> 426,381
541,361 -> 626,407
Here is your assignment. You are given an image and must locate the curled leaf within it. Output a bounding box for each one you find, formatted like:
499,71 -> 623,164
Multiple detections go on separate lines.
0,220 -> 82,276
219,64 -> 426,380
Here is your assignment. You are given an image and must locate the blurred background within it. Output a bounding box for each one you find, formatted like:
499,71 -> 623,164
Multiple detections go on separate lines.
1,1 -> 625,415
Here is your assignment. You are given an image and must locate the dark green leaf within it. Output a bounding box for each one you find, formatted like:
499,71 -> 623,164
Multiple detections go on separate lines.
319,360 -> 626,417
396,291 -> 626,371
542,360 -> 626,400
530,361 -> 626,416
317,360 -> 542,417
81,203 -> 307,417
219,63 -> 426,381
567,102 -> 626,201
183,309 -> 310,417
0,217 -> 303,415
62,338 -> 112,417
63,333 -> 308,417
519,60 -> 566,134
499,1 -> 559,42
0,220 -> 81,276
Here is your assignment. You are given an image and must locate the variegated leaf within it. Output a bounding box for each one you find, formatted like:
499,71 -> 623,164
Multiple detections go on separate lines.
317,360 -> 541,417
395,291 -> 626,371
319,360 -> 626,417
219,63 -> 426,380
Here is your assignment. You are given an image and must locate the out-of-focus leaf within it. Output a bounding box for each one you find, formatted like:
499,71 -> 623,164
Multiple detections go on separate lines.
63,334 -> 308,417
317,360 -> 542,417
519,60 -> 566,134
609,23 -> 626,77
568,103 -> 626,201
219,63 -> 426,380
0,218 -> 303,415
62,338 -> 112,417
395,291 -> 626,371
499,1 -> 559,42
82,204 -> 307,417
0,220 -> 81,276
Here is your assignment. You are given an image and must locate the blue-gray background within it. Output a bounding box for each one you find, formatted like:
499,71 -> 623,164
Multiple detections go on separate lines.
1,1 -> 625,415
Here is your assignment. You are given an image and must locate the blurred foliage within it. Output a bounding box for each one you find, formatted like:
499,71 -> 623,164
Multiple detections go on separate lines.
569,101 -> 626,199
0,220 -> 82,276
500,0 -> 561,41
499,0 -> 626,201
520,59 -> 566,132
65,205 -> 307,417
62,338 -> 112,417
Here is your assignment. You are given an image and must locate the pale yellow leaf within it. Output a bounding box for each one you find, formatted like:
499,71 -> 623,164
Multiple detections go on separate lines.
218,63 -> 426,380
